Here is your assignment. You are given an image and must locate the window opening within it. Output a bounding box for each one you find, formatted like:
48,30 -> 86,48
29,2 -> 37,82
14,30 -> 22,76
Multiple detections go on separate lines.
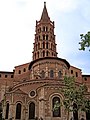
46,35 -> 48,40
71,70 -> 73,74
50,70 -> 54,78
41,70 -> 45,78
73,103 -> 78,120
46,42 -> 48,49
58,71 -> 62,78
15,103 -> 21,119
5,103 -> 9,119
43,51 -> 45,57
43,35 -> 45,40
29,102 -> 35,119
52,97 -> 61,117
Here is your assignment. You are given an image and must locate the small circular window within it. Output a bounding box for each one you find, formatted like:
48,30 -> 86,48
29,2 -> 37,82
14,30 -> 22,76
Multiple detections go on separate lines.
29,90 -> 36,98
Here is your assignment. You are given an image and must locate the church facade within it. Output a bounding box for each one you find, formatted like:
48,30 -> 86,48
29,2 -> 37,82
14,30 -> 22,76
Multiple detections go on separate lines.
0,2 -> 90,120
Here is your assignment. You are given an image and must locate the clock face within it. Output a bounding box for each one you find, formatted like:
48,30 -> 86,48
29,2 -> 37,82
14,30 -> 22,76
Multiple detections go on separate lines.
29,90 -> 36,98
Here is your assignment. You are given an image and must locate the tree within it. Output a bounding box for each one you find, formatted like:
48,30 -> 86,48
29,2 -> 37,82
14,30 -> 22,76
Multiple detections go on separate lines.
84,99 -> 90,120
79,31 -> 90,51
54,76 -> 90,120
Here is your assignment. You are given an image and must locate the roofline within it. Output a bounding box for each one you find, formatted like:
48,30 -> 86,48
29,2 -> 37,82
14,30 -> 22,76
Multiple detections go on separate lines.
15,62 -> 30,68
70,65 -> 81,71
29,57 -> 70,70
0,71 -> 14,74
82,75 -> 90,77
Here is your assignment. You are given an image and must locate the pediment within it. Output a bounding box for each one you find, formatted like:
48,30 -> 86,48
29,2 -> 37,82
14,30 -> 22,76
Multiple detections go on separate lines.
13,88 -> 28,95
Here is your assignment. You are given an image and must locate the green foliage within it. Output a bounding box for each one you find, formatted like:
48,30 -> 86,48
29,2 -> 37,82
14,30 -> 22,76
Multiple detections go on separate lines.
62,76 -> 88,113
53,76 -> 90,120
53,100 -> 61,111
84,99 -> 90,112
79,31 -> 90,51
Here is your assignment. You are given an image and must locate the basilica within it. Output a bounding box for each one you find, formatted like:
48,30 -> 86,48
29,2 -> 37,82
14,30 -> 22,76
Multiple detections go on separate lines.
0,2 -> 90,120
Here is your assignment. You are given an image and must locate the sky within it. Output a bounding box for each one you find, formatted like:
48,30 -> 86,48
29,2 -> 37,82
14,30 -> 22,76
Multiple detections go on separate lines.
0,0 -> 90,74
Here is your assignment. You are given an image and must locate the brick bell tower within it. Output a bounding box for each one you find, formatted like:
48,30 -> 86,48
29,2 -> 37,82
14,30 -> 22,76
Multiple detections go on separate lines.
32,2 -> 58,60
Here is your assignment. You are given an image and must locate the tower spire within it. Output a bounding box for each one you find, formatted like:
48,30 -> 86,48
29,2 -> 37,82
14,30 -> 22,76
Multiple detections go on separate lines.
40,2 -> 50,22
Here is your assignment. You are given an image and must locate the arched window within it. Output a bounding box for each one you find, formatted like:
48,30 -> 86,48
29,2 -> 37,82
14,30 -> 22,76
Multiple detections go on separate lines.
52,97 -> 61,117
15,103 -> 22,119
5,103 -> 9,119
43,35 -> 45,40
73,103 -> 78,120
43,42 -> 45,49
43,51 -> 45,57
58,71 -> 62,78
18,70 -> 21,74
29,102 -> 35,119
51,43 -> 53,50
37,52 -> 39,58
46,51 -> 49,56
46,35 -> 48,40
38,42 -> 40,49
23,68 -> 26,72
41,70 -> 45,78
50,70 -> 54,78
43,26 -> 45,32
46,42 -> 48,49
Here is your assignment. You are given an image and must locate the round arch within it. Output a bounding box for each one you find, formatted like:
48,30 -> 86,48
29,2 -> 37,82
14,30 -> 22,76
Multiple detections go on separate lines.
15,101 -> 22,119
27,100 -> 37,119
49,93 -> 64,118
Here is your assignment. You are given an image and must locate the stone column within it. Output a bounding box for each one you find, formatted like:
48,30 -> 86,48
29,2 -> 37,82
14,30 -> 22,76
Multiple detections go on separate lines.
45,62 -> 48,77
39,87 -> 45,119
31,68 -> 34,79
55,62 -> 58,78
9,93 -> 14,119
2,102 -> 6,119
9,103 -> 13,119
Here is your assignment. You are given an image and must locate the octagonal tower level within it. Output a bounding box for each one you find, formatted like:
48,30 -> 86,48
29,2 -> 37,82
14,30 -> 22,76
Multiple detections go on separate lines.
32,2 -> 58,60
